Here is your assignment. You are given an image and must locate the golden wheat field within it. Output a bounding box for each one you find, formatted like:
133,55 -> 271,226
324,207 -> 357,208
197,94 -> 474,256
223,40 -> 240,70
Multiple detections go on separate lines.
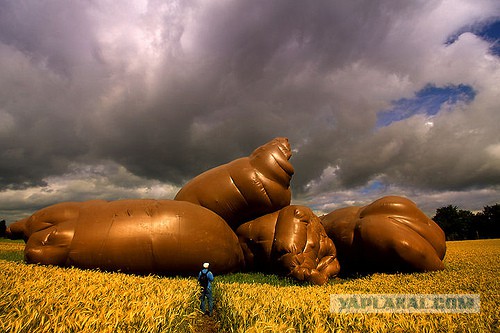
1,239 -> 499,333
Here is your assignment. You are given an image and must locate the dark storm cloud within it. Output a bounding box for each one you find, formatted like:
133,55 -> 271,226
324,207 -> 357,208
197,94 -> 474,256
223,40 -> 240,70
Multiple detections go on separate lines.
0,0 -> 108,189
1,0 -> 499,221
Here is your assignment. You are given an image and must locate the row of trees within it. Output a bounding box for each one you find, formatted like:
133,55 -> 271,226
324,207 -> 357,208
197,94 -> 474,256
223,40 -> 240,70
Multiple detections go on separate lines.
0,220 -> 5,237
432,204 -> 500,241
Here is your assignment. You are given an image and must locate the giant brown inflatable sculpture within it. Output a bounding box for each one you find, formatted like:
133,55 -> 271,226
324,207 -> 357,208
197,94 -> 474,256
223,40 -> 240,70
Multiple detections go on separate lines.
6,137 -> 446,284
321,196 -> 446,273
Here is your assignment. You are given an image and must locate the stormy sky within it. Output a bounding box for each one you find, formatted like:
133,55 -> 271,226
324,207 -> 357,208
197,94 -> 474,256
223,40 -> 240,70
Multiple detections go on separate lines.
1,0 -> 499,222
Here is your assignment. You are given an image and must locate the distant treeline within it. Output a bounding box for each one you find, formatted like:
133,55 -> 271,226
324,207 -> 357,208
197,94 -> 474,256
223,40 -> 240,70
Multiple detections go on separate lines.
432,204 -> 500,241
0,220 -> 5,237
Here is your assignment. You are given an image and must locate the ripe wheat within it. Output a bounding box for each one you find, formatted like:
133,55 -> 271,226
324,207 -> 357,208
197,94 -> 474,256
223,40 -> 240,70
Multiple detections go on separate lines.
1,239 -> 498,332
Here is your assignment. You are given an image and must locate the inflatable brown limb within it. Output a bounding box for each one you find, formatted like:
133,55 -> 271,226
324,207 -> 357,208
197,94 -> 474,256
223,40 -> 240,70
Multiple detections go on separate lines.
8,199 -> 244,275
320,196 -> 446,274
175,137 -> 294,230
237,205 -> 340,285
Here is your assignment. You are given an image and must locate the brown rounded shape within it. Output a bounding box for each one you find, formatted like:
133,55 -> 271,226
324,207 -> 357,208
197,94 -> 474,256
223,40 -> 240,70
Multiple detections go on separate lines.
175,137 -> 294,229
237,205 -> 340,285
18,199 -> 244,275
321,196 -> 446,273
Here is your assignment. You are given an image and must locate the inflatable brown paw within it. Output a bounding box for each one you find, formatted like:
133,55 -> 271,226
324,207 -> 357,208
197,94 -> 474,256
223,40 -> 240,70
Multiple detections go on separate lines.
320,196 -> 446,274
237,205 -> 340,285
7,199 -> 244,275
175,137 -> 294,230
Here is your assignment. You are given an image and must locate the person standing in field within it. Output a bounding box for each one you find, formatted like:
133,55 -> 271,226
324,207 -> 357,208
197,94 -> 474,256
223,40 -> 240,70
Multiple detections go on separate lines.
198,262 -> 214,316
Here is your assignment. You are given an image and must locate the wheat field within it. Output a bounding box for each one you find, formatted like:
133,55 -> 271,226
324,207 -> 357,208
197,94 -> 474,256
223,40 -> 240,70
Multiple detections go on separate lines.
215,239 -> 499,332
1,239 -> 498,332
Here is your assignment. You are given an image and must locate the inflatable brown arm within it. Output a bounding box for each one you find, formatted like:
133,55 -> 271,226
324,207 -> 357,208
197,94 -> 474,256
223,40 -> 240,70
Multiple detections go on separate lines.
237,205 -> 340,285
9,200 -> 244,275
175,137 -> 294,229
321,196 -> 446,273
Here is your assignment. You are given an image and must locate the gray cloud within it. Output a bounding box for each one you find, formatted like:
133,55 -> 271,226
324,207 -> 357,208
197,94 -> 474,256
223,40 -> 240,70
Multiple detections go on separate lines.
1,0 -> 499,222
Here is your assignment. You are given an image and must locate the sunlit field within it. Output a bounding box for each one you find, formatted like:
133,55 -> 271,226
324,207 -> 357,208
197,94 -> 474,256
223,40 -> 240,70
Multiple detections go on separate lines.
1,239 -> 498,332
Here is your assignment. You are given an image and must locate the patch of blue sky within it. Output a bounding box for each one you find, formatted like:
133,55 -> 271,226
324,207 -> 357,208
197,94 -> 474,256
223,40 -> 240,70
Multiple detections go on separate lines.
376,84 -> 476,128
360,180 -> 386,195
445,17 -> 500,56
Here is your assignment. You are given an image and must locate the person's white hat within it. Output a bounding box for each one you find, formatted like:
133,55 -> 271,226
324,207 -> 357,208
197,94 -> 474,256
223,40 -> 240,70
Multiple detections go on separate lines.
203,262 -> 209,268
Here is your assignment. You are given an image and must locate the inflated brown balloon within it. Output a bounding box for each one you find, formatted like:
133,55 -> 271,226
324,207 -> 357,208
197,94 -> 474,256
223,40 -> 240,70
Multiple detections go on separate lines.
8,199 -> 244,275
175,137 -> 294,229
320,196 -> 446,273
237,205 -> 340,285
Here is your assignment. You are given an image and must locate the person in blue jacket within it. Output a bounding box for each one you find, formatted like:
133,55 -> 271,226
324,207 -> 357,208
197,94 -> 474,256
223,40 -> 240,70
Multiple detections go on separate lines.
198,262 -> 214,316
